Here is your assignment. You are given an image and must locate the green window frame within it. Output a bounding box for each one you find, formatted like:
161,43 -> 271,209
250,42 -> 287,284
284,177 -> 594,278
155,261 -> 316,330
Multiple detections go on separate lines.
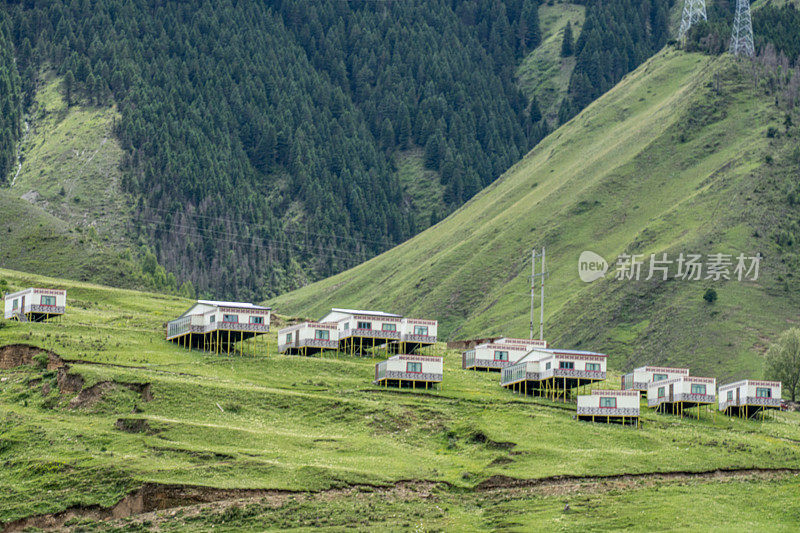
406,362 -> 422,373
315,329 -> 330,340
223,314 -> 238,323
653,373 -> 668,381
691,384 -> 706,395
756,387 -> 771,398
285,333 -> 292,344
727,390 -> 733,401
357,321 -> 372,330
414,325 -> 429,336
559,361 -> 574,369
599,397 -> 616,408
382,323 -> 396,332
249,316 -> 264,324
494,350 -> 509,361
586,363 -> 601,372
41,295 -> 56,306
658,386 -> 665,398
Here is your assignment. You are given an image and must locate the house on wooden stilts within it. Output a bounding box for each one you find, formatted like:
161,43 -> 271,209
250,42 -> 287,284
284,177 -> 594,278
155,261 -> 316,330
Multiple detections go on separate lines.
278,321 -> 339,356
621,366 -> 689,392
500,348 -> 607,402
374,354 -> 443,390
166,300 -> 270,355
3,288 -> 66,322
278,308 -> 438,357
577,389 -> 640,426
719,380 -> 782,420
647,376 -> 716,419
462,338 -> 547,371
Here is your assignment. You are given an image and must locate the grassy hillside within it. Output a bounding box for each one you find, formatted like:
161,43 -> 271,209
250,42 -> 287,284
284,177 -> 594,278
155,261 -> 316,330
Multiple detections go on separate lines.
0,267 -> 799,530
517,1 -> 585,123
10,71 -> 132,244
272,49 -> 800,382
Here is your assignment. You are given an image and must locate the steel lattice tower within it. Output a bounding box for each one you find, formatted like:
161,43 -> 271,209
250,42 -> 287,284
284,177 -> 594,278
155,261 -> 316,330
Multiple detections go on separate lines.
679,0 -> 707,39
729,0 -> 755,57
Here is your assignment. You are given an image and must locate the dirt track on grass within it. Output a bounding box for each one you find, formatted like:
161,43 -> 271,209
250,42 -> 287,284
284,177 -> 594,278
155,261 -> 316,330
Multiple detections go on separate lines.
3,468 -> 798,532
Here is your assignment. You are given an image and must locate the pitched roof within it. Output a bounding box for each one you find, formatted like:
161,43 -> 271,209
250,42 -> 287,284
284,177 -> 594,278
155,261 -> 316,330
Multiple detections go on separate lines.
330,307 -> 402,318
198,300 -> 271,310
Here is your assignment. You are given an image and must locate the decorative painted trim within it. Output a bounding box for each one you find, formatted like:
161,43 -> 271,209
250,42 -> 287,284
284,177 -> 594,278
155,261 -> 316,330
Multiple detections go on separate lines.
577,407 -> 639,416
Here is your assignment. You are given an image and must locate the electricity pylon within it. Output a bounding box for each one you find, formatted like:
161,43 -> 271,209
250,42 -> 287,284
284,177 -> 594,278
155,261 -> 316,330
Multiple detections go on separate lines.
679,0 -> 707,40
729,0 -> 755,57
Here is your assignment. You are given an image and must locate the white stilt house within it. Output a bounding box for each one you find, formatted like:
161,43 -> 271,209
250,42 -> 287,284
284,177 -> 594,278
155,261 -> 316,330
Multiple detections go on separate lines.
374,354 -> 443,389
719,380 -> 782,419
647,376 -> 716,418
166,300 -> 270,355
500,348 -> 607,401
277,308 -> 437,356
621,366 -> 690,392
577,389 -> 640,426
462,338 -> 548,371
3,288 -> 67,322
278,321 -> 340,356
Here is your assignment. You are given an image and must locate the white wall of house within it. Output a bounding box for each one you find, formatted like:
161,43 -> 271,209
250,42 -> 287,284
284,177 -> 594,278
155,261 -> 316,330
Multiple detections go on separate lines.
577,390 -> 640,410
401,317 -> 437,339
648,376 -> 716,405
718,380 -> 782,409
4,288 -> 67,318
279,322 -> 340,349
623,366 -> 690,390
375,354 -> 444,383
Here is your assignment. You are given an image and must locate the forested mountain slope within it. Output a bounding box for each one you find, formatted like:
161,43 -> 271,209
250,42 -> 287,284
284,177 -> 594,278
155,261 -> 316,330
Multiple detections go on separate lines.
0,0 -> 678,301
273,48 -> 800,381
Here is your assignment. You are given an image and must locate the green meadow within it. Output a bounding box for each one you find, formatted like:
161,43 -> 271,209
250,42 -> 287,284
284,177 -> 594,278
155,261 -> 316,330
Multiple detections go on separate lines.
1,267 -> 799,530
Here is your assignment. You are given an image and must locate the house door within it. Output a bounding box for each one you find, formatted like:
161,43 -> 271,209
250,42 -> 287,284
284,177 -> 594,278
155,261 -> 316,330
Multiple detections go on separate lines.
20,296 -> 25,312
669,384 -> 674,402
736,388 -> 740,405
294,331 -> 299,347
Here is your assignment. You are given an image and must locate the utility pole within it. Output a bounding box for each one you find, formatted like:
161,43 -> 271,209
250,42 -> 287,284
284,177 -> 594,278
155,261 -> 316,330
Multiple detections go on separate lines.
679,0 -> 707,41
529,247 -> 547,341
730,0 -> 754,57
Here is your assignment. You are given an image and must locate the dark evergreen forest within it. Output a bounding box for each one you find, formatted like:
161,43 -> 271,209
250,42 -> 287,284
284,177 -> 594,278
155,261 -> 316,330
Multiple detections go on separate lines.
0,0 -> 682,299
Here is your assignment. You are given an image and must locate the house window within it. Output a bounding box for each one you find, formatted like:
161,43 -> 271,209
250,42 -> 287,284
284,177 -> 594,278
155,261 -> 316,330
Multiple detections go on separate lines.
586,363 -> 601,372
756,387 -> 772,398
315,329 -> 330,340
210,315 -> 215,323
600,397 -> 617,408
545,362 -> 551,370
559,361 -> 574,369
41,295 -> 56,306
727,390 -> 733,401
494,350 -> 509,361
414,325 -> 429,336
343,322 -> 349,330
691,384 -> 706,395
250,316 -> 264,324
653,373 -> 668,382
407,362 -> 422,373
12,299 -> 18,310
658,386 -> 665,398
382,323 -> 396,332
357,321 -> 371,330
285,334 -> 292,344
223,314 -> 238,323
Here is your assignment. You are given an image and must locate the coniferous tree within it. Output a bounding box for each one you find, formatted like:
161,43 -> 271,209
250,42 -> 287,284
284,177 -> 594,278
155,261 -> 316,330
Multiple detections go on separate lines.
561,22 -> 574,57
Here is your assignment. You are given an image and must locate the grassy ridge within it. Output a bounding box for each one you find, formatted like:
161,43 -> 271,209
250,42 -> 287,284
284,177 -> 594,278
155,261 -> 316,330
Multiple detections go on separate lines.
271,49 -> 798,382
1,267 -> 799,528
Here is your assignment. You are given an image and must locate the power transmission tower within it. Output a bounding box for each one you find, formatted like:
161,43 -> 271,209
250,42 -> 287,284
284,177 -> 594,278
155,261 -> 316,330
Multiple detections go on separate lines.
529,248 -> 547,341
729,0 -> 755,57
678,0 -> 707,40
